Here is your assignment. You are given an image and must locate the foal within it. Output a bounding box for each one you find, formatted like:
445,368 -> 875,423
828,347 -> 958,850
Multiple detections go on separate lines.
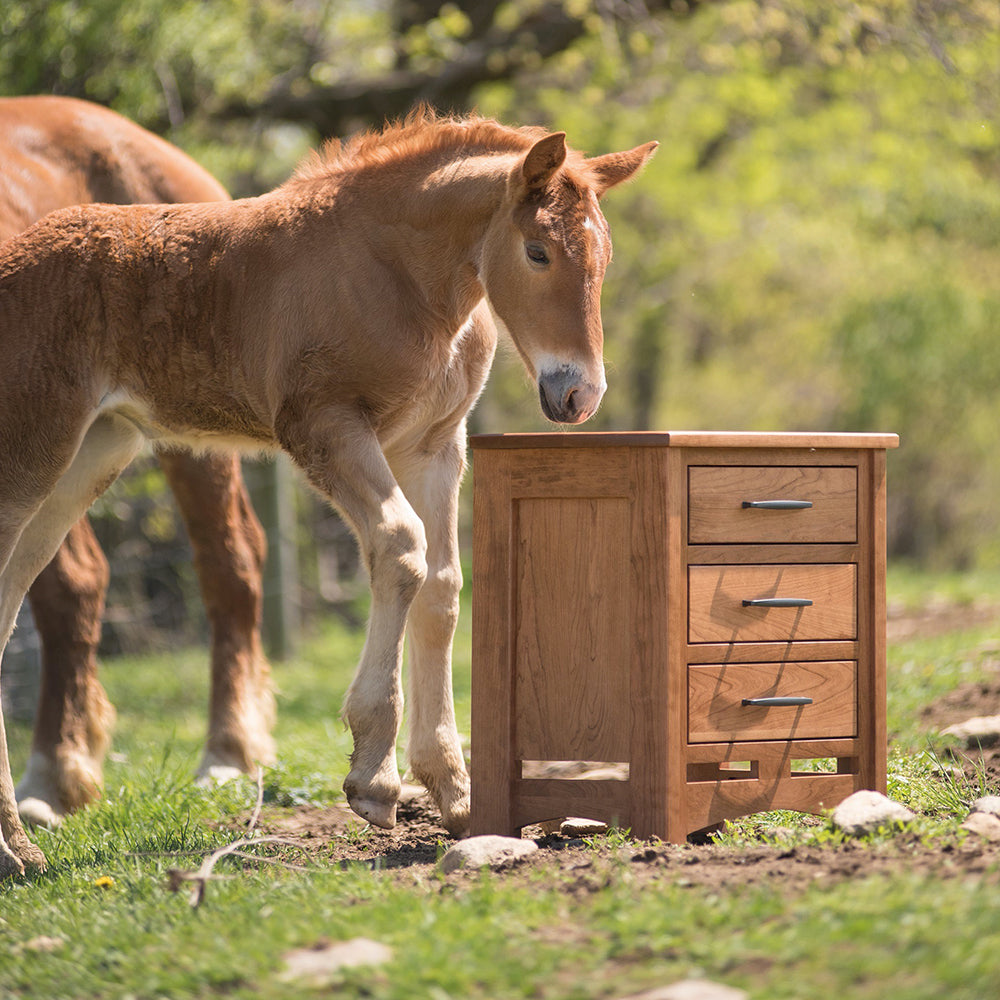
0,95 -> 273,832
0,111 -> 656,875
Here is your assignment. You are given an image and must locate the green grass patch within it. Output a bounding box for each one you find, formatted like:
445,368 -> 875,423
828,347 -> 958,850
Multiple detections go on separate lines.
3,569 -> 1000,998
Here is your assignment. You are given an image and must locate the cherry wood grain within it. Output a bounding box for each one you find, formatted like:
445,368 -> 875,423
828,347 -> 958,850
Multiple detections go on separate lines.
684,737 -> 859,764
688,563 -> 857,643
512,778 -> 631,830
513,496 -> 631,761
470,448 -> 518,835
686,771 -> 857,830
687,660 -> 857,742
471,432 -> 899,450
469,432 -> 893,842
688,465 -> 857,544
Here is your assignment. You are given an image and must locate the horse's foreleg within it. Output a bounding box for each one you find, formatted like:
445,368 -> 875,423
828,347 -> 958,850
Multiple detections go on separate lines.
19,519 -> 115,827
157,450 -> 273,782
0,697 -> 45,876
278,412 -> 427,830
394,428 -> 470,836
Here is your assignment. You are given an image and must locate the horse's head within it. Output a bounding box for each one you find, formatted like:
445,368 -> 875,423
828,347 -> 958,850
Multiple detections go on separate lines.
480,131 -> 657,424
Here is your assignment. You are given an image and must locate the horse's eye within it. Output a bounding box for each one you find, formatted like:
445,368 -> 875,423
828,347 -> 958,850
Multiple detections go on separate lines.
525,242 -> 550,266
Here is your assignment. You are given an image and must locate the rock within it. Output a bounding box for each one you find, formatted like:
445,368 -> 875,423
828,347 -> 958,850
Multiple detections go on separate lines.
830,790 -> 916,836
961,811 -> 1000,842
940,715 -> 1000,749
281,938 -> 392,985
970,795 -> 1000,819
532,766 -> 626,835
560,817 -> 609,836
439,835 -> 538,874
618,980 -> 748,1000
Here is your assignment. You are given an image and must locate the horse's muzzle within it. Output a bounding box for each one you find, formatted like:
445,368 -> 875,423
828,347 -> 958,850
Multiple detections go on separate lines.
538,367 -> 605,424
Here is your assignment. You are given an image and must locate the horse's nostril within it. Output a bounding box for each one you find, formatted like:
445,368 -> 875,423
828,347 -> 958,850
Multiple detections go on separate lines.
538,368 -> 600,424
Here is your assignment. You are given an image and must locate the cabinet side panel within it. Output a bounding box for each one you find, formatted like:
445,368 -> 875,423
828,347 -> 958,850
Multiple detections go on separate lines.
859,449 -> 889,792
471,450 -> 517,834
628,447 -> 677,840
513,497 -> 631,761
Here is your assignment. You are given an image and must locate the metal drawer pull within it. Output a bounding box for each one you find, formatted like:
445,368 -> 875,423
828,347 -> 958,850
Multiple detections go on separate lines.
742,696 -> 814,707
742,499 -> 813,510
741,598 -> 813,608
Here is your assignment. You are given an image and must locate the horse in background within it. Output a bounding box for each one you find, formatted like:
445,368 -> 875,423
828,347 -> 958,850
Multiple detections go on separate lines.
0,107 -> 656,874
0,96 -> 274,833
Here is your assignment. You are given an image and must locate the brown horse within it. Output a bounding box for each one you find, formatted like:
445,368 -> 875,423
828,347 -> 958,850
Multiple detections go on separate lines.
0,96 -> 274,833
0,108 -> 656,874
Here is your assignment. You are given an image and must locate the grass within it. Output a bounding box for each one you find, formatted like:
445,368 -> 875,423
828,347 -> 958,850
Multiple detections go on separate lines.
2,566 -> 1000,998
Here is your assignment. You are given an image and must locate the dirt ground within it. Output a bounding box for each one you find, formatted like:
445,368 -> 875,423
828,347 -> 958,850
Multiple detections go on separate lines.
249,602 -> 1000,891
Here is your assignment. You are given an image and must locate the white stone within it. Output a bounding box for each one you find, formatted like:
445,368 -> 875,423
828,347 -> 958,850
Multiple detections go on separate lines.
281,938 -> 392,984
830,790 -> 915,836
970,795 -> 1000,819
961,811 -> 1000,842
560,817 -> 609,836
439,835 -> 538,874
618,980 -> 748,1000
940,715 -> 1000,748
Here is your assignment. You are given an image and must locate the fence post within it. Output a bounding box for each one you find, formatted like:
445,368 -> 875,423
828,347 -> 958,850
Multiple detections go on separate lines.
244,455 -> 300,660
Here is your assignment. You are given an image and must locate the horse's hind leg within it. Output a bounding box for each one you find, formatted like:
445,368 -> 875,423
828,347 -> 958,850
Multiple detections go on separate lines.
157,449 -> 273,781
20,449 -> 272,823
1,412 -> 143,862
18,519 -> 115,827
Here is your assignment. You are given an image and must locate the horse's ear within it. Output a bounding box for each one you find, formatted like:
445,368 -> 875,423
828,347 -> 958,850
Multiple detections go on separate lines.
587,141 -> 659,198
521,132 -> 567,192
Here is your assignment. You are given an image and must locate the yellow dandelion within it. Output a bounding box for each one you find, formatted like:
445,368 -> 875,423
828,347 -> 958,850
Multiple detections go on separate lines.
93,875 -> 115,889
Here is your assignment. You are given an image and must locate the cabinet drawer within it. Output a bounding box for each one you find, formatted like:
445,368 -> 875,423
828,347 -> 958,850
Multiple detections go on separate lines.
689,563 -> 856,643
688,660 -> 856,742
689,466 -> 857,544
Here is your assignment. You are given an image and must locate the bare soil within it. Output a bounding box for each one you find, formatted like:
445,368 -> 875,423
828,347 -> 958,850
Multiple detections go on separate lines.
247,602 -> 1000,892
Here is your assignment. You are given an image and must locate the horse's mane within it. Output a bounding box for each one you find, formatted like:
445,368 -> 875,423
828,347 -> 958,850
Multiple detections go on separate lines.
287,107 -> 591,188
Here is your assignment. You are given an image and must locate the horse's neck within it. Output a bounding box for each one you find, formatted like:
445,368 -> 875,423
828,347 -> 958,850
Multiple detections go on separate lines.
342,151 -> 515,326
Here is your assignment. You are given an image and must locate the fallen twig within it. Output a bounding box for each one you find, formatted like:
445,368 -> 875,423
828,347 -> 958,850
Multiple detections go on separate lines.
246,764 -> 265,834
167,835 -> 311,907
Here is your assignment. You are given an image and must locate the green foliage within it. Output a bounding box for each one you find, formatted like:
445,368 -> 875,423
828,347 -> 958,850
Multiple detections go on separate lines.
0,0 -> 334,192
2,0 -> 998,568
837,289 -> 1000,565
476,1 -> 1000,568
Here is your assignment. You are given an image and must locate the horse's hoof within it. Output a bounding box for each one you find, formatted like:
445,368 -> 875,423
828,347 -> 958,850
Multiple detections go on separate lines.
18,797 -> 63,830
440,805 -> 471,839
17,841 -> 47,872
347,795 -> 397,830
0,846 -> 25,879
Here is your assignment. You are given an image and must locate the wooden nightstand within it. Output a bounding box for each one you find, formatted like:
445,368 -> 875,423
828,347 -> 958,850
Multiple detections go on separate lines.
469,431 -> 898,842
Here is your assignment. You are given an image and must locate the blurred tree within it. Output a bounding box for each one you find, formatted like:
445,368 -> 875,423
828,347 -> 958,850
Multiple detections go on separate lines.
1,0 -> 998,569
0,1 -> 709,190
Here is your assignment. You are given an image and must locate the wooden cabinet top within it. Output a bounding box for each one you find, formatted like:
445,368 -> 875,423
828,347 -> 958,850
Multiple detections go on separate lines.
470,431 -> 899,450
